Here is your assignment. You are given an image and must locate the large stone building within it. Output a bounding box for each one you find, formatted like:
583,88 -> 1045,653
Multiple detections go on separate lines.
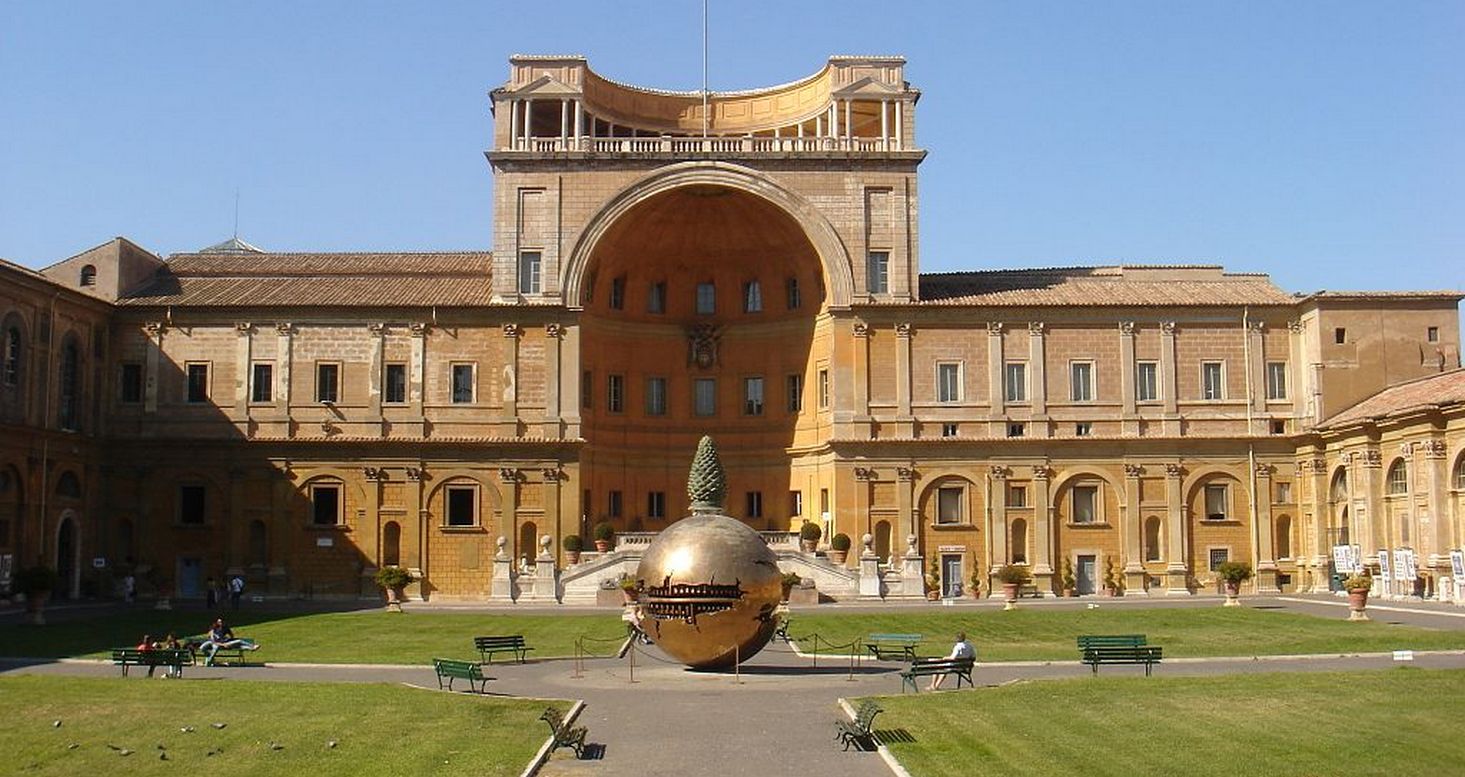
2,55 -> 1462,603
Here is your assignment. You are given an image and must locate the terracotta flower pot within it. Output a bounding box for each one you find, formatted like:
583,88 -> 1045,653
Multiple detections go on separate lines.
384,586 -> 404,613
1001,583 -> 1020,601
1347,588 -> 1370,621
594,540 -> 610,553
1223,581 -> 1241,607
827,549 -> 848,565
800,540 -> 817,553
566,550 -> 582,565
25,590 -> 50,626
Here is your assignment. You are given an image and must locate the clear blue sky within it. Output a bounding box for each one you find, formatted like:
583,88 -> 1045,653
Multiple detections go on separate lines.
2,2 -> 1461,296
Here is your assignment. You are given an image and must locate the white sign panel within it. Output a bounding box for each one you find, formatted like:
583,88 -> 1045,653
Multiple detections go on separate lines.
1393,549 -> 1411,582
91,557 -> 107,569
937,545 -> 965,553
1450,550 -> 1465,579
1377,550 -> 1391,581
1401,549 -> 1418,581
1351,546 -> 1363,576
316,537 -> 334,548
1332,545 -> 1354,574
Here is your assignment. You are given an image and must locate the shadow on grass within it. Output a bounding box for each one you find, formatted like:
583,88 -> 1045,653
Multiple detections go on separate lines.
874,728 -> 915,744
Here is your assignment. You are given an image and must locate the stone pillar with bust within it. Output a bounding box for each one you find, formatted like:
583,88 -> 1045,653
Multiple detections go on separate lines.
900,533 -> 925,599
490,536 -> 515,602
533,534 -> 558,601
859,532 -> 884,599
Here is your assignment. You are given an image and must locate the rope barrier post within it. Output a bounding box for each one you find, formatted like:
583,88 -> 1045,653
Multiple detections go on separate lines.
847,641 -> 856,682
628,641 -> 636,684
734,643 -> 741,685
572,637 -> 581,679
811,634 -> 818,669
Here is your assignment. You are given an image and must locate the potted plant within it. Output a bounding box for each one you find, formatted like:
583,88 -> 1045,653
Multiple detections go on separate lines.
1060,558 -> 1077,597
373,565 -> 414,612
1216,561 -> 1253,607
828,533 -> 851,565
1103,558 -> 1122,597
563,534 -> 583,565
799,522 -> 822,553
923,557 -> 941,600
15,565 -> 57,625
968,569 -> 983,599
996,564 -> 1031,609
781,571 -> 801,602
593,521 -> 615,553
1344,571 -> 1373,621
618,573 -> 640,604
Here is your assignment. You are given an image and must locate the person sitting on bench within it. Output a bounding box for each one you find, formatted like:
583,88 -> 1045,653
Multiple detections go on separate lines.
135,634 -> 159,677
201,618 -> 260,665
930,632 -> 975,691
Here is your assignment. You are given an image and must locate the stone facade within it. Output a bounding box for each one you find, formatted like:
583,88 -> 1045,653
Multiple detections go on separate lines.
1,56 -> 1461,602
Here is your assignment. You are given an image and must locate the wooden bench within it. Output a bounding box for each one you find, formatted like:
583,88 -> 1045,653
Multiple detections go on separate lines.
111,648 -> 191,677
865,633 -> 922,661
474,635 -> 534,664
900,655 -> 976,693
1076,634 -> 1147,651
1081,645 -> 1163,676
774,617 -> 791,643
835,700 -> 883,751
433,658 -> 492,693
540,707 -> 588,759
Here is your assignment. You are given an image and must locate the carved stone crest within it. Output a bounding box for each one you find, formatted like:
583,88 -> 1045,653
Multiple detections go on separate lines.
686,323 -> 723,370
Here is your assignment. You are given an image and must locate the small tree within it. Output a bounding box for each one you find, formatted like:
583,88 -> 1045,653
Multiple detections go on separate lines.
1060,558 -> 1077,593
563,534 -> 584,553
1216,561 -> 1253,586
799,522 -> 822,543
374,566 -> 414,591
996,564 -> 1031,585
830,533 -> 852,552
593,521 -> 615,549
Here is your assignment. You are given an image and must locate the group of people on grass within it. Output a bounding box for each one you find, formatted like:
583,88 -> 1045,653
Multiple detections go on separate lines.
134,618 -> 261,675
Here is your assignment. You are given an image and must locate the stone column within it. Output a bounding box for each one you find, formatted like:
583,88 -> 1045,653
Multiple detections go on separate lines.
360,467 -> 385,596
847,321 -> 871,433
853,467 -> 874,546
502,324 -> 521,427
1122,464 -> 1147,594
542,467 -> 564,564
1287,320 -> 1306,421
561,323 -> 582,439
367,323 -> 385,424
408,323 -> 429,435
1028,322 -> 1047,433
859,531 -> 883,599
404,466 -> 426,599
1254,463 -> 1279,593
893,323 -> 914,436
1305,456 -> 1331,592
234,322 -> 252,423
1247,321 -> 1267,432
226,467 -> 247,577
987,322 -> 1005,435
1164,463 -> 1190,594
896,466 -> 915,558
543,324 -> 563,438
1361,448 -> 1384,563
1160,321 -> 1179,435
1031,464 -> 1054,594
491,536 -> 514,602
900,532 -> 924,599
143,322 -> 164,414
499,467 -> 521,567
533,534 -> 558,601
275,323 -> 294,415
1119,321 -> 1138,435
1424,440 -> 1452,576
989,465 -> 1010,592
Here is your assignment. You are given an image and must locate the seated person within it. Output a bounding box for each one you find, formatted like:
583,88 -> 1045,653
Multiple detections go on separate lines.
135,634 -> 160,677
929,631 -> 975,691
200,618 -> 261,665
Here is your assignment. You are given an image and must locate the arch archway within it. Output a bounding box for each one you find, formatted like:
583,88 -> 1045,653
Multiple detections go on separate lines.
382,521 -> 402,567
518,521 -> 538,567
874,519 -> 892,563
55,511 -> 79,599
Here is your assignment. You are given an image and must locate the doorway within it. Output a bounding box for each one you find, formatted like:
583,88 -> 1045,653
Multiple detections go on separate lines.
941,554 -> 963,598
1076,555 -> 1098,595
875,520 -> 892,564
177,557 -> 203,598
55,515 -> 78,600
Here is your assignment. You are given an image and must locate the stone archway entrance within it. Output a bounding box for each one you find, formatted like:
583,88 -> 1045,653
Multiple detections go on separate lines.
55,512 -> 79,599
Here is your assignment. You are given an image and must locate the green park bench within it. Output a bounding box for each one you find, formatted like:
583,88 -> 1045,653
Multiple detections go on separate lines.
1076,634 -> 1148,651
1080,645 -> 1163,676
899,655 -> 976,693
433,658 -> 493,693
111,648 -> 191,677
474,634 -> 534,664
835,700 -> 884,751
865,633 -> 922,661
540,707 -> 588,759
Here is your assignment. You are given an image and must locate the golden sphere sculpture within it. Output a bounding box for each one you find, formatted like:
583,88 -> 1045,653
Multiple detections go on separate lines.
634,437 -> 784,669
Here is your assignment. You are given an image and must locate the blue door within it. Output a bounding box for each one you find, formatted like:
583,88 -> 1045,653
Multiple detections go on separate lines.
177,558 -> 203,598
1077,555 -> 1097,595
942,555 -> 963,598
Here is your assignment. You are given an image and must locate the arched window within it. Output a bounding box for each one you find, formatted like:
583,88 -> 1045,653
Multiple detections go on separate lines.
3,325 -> 20,387
1011,518 -> 1028,564
382,521 -> 401,566
1144,516 -> 1162,562
1386,460 -> 1408,495
55,471 -> 83,499
1330,469 -> 1348,502
59,337 -> 80,431
874,520 -> 892,562
1453,454 -> 1465,491
1275,515 -> 1292,559
79,265 -> 97,286
518,522 -> 538,565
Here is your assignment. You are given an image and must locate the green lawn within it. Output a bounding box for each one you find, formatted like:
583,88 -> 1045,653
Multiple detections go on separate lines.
796,607 -> 1465,660
0,675 -> 562,776
1,609 -> 627,664
867,668 -> 1465,777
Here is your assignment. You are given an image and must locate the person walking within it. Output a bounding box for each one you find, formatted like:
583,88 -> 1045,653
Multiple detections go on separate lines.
205,576 -> 218,609
122,573 -> 136,604
929,631 -> 975,691
228,575 -> 245,610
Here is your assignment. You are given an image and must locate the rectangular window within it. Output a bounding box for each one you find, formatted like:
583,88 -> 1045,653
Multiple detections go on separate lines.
694,378 -> 717,416
743,281 -> 762,313
1275,482 -> 1292,504
1209,547 -> 1230,571
518,251 -> 542,294
645,377 -> 667,416
743,376 -> 764,416
786,373 -> 803,413
1201,362 -> 1224,400
867,250 -> 889,294
446,485 -> 477,527
316,363 -> 339,404
937,487 -> 963,525
941,423 -> 958,438
648,281 -> 666,314
120,363 -> 143,403
250,362 -> 273,404
384,363 -> 406,404
1427,326 -> 1439,343
1007,422 -> 1025,438
1070,361 -> 1093,402
3,328 -> 19,386
1004,362 -> 1027,403
1334,327 -> 1346,345
820,488 -> 830,518
311,483 -> 342,526
609,276 -> 626,310
817,369 -> 830,409
185,363 -> 210,403
1007,485 -> 1027,508
1073,485 -> 1098,524
937,362 -> 961,403
1265,362 -> 1287,400
179,484 -> 206,524
608,490 -> 623,518
581,370 -> 592,410
451,364 -> 475,404
607,374 -> 625,413
1075,422 -> 1092,437
786,277 -> 802,310
1136,361 -> 1158,402
647,491 -> 666,519
789,490 -> 803,517
1205,484 -> 1228,520
745,491 -> 763,518
696,282 -> 716,315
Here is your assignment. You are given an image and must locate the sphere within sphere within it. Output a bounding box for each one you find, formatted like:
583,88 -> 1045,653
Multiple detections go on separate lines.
635,513 -> 783,669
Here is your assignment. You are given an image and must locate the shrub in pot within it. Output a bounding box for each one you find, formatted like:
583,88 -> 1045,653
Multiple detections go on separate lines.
1344,571 -> 1373,621
828,533 -> 851,564
781,571 -> 801,602
374,565 -> 415,612
15,565 -> 57,625
563,534 -> 584,564
593,521 -> 615,552
1060,558 -> 1077,597
1216,561 -> 1253,606
996,564 -> 1031,605
798,522 -> 822,552
617,573 -> 640,603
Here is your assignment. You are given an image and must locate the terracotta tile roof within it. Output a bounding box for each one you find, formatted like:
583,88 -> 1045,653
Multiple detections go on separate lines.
1317,369 -> 1465,429
914,265 -> 1297,307
120,251 -> 494,307
1300,290 -> 1463,302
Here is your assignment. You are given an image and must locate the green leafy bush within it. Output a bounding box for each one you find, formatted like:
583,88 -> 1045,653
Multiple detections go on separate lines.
799,522 -> 822,542
593,521 -> 615,543
373,566 -> 414,590
830,533 -> 852,552
996,564 -> 1032,585
1217,561 -> 1254,585
1344,572 -> 1373,591
563,534 -> 583,552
